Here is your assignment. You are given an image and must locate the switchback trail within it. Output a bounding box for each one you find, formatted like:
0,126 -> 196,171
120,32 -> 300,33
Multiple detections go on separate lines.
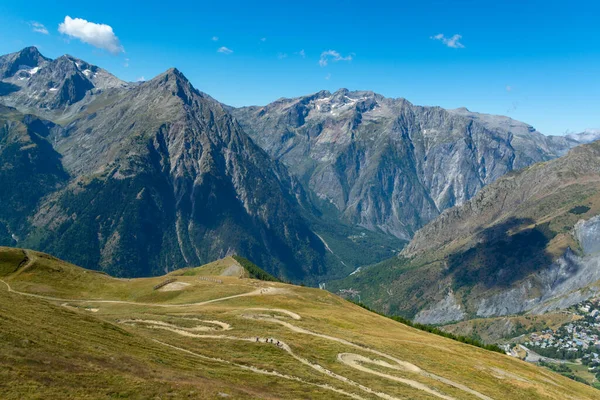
2,278 -> 495,400
243,311 -> 494,400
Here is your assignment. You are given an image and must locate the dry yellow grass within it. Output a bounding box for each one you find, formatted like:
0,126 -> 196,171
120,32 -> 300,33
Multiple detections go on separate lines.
0,247 -> 598,399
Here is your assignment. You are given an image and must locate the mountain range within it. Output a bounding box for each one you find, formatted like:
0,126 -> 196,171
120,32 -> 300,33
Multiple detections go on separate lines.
1,46 -> 598,287
232,90 -> 591,240
4,45 -> 600,395
0,47 -> 335,281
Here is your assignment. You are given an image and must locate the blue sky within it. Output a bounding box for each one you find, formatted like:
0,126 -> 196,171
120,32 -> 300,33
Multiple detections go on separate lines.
0,0 -> 598,135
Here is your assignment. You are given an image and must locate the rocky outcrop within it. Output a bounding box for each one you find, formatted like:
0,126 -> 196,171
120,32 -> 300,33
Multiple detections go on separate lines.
414,291 -> 466,324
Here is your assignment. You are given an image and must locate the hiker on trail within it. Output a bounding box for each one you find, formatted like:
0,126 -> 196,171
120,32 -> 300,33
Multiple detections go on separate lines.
256,337 -> 259,342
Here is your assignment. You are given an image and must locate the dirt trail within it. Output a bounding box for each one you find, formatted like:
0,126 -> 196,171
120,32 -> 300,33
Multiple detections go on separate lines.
127,318 -> 399,400
242,314 -> 422,372
2,278 -> 493,400
338,353 -> 454,400
244,313 -> 494,400
154,339 -> 366,400
129,311 -> 492,400
0,279 -> 278,308
120,319 -> 231,332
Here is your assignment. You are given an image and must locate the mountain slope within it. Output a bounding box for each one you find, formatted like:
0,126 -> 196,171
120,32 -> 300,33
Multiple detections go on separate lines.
232,90 -> 587,240
16,68 -> 332,281
0,105 -> 68,244
1,246 -> 597,399
0,48 -> 357,282
329,141 -> 600,323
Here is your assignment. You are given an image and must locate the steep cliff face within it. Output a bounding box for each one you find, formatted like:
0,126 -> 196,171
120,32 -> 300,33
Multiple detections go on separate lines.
233,89 -> 583,240
328,141 -> 600,323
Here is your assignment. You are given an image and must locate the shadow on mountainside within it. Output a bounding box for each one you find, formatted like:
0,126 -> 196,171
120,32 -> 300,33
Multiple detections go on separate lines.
0,82 -> 20,96
446,217 -> 556,289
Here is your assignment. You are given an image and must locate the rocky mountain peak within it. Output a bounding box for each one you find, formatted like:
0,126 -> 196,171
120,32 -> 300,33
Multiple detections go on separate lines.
0,46 -> 50,79
154,67 -> 186,82
0,47 -> 128,115
145,67 -> 201,102
158,67 -> 199,85
16,46 -> 48,64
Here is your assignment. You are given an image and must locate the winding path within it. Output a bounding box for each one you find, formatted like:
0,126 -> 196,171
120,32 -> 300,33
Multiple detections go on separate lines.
243,311 -> 493,400
2,277 -> 494,400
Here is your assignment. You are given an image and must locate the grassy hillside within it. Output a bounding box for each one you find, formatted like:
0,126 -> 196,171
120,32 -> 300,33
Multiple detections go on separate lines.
175,255 -> 282,282
441,313 -> 582,344
0,247 -> 597,399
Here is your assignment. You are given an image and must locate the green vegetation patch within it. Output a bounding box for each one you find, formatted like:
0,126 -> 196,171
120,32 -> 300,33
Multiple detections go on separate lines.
539,361 -> 591,386
569,205 -> 591,215
0,247 -> 27,277
232,255 -> 283,282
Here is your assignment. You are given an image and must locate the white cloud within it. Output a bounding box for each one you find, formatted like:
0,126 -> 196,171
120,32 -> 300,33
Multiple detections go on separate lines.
278,52 -> 287,59
58,16 -> 124,54
431,33 -> 464,49
137,76 -> 145,82
31,22 -> 48,35
319,50 -> 353,67
260,37 -> 267,42
298,49 -> 306,58
212,36 -> 219,41
325,73 -> 331,80
217,46 -> 233,54
124,58 -> 130,67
